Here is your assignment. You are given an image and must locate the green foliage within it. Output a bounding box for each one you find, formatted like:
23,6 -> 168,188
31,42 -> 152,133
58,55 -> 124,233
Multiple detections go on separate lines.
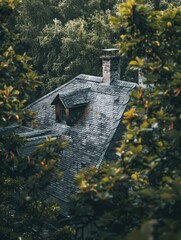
15,0 -> 118,95
38,12 -> 115,93
0,1 -> 69,239
17,0 -> 59,51
57,0 -> 101,23
57,0 -> 121,22
0,0 -> 39,126
14,0 -> 181,95
70,1 -> 181,239
48,225 -> 76,240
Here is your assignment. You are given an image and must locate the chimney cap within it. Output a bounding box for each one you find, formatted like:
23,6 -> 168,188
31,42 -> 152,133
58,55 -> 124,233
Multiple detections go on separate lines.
102,48 -> 119,56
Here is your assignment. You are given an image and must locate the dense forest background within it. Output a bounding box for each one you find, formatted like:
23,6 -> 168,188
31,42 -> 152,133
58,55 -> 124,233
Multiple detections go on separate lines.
0,0 -> 180,240
15,0 -> 119,94
13,0 -> 180,95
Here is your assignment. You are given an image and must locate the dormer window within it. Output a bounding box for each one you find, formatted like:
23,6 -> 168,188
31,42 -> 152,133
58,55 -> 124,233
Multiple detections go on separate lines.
51,87 -> 91,126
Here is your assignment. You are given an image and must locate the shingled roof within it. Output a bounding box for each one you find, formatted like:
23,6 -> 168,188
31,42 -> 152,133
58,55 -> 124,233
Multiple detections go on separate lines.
24,73 -> 136,215
51,87 -> 91,108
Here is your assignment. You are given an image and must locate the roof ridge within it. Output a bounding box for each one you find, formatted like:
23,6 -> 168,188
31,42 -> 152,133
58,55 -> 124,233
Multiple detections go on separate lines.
77,74 -> 103,83
59,86 -> 91,98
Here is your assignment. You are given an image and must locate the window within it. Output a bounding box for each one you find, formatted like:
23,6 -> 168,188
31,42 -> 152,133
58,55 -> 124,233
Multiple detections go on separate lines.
55,102 -> 67,123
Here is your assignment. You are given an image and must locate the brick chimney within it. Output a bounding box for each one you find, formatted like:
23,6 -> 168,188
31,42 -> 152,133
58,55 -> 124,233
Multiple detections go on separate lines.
101,48 -> 120,85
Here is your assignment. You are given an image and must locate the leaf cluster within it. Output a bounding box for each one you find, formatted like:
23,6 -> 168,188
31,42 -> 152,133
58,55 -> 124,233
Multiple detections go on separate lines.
69,1 -> 181,239
0,2 -> 69,239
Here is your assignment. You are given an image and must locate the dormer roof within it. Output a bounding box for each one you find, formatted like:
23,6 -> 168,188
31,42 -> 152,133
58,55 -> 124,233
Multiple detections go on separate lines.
51,87 -> 91,108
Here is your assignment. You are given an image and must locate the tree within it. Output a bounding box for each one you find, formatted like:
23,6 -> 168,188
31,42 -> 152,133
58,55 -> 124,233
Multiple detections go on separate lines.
38,11 -> 116,93
55,0 -> 119,23
0,1 -> 71,239
15,0 -> 119,95
69,1 -> 181,239
16,0 -> 59,54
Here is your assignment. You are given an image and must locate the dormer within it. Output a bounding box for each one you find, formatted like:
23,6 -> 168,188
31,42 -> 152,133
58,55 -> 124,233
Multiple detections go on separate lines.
51,88 -> 91,126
